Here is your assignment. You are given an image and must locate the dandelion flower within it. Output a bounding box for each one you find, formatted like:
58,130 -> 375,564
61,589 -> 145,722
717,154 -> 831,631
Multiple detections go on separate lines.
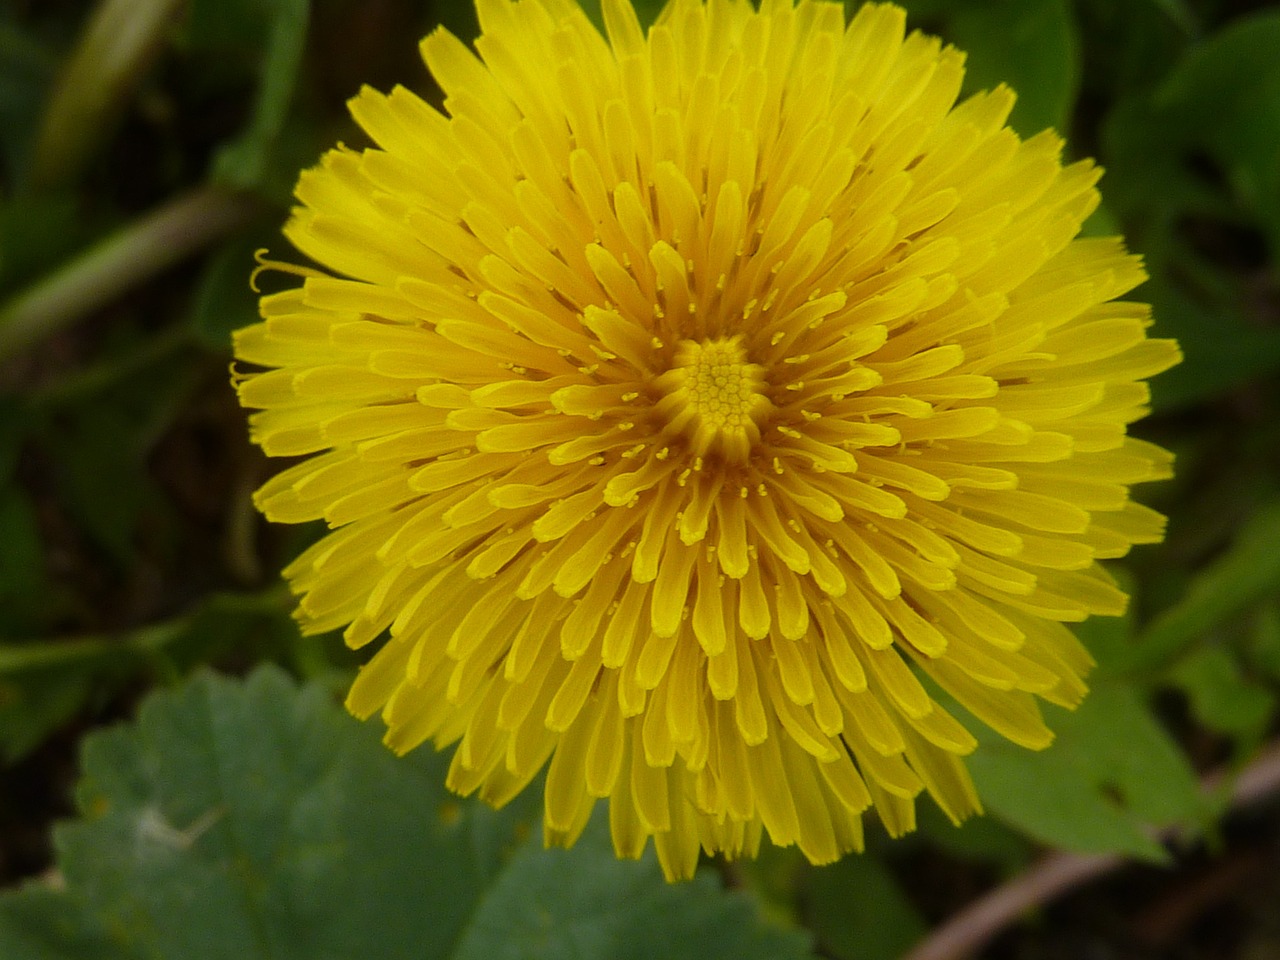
234,0 -> 1181,880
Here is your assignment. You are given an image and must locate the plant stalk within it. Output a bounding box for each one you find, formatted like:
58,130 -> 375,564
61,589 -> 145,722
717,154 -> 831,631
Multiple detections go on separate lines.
0,186 -> 259,362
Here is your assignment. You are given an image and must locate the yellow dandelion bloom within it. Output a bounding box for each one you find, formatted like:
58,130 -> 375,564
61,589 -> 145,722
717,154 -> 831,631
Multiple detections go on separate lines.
234,0 -> 1180,880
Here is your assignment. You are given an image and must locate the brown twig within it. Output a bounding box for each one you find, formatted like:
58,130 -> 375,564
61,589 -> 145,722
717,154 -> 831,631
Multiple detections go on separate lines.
902,739 -> 1280,960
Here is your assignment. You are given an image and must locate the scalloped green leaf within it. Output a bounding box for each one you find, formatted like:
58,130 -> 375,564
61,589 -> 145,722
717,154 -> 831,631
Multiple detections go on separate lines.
454,814 -> 812,960
0,667 -> 814,960
0,888 -> 132,960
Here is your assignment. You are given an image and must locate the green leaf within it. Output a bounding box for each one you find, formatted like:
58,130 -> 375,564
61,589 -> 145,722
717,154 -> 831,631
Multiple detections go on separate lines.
915,802 -> 1033,872
34,402 -> 166,564
0,888 -> 134,960
968,684 -> 1203,860
0,669 -> 94,763
27,0 -> 185,191
188,234 -> 270,351
1072,0 -> 1191,101
0,488 -> 49,631
454,815 -> 811,960
29,331 -> 203,563
1250,605 -> 1280,683
1169,646 -> 1275,748
804,855 -> 926,960
733,841 -> 806,928
1146,0 -> 1197,36
0,402 -> 53,635
1100,14 -> 1280,408
1152,13 -> 1280,242
576,0 -> 666,33
0,19 -> 59,191
197,0 -> 311,196
1,667 -> 814,960
0,589 -> 297,760
1143,287 -> 1280,411
0,193 -> 103,299
0,396 -> 67,638
1117,499 -> 1280,673
899,0 -> 1080,136
1070,598 -> 1136,675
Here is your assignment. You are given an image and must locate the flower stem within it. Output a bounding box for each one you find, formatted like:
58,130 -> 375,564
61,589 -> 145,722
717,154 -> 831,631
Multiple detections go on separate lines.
0,587 -> 290,676
0,186 -> 260,362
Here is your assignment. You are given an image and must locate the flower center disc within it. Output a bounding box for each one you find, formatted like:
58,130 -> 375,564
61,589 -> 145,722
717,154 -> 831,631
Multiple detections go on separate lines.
654,336 -> 774,462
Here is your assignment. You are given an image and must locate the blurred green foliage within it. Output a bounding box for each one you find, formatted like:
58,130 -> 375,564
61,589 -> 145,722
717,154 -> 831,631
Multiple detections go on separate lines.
1,667 -> 813,960
0,0 -> 1278,957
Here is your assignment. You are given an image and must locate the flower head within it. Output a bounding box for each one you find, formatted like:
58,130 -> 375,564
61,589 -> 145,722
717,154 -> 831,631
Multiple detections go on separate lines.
235,0 -> 1180,880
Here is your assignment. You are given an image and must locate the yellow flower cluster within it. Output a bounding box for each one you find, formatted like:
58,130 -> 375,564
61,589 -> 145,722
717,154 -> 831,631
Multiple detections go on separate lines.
235,0 -> 1180,880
